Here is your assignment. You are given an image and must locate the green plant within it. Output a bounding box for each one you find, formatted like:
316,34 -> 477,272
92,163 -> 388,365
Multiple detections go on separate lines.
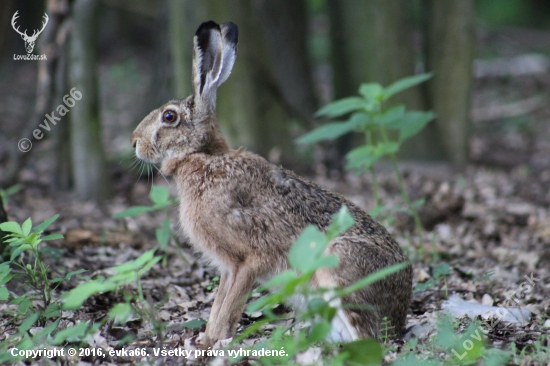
114,185 -> 180,255
0,215 -> 89,362
297,74 -> 434,242
511,337 -> 550,364
206,276 -> 220,291
414,263 -> 451,297
0,184 -> 23,206
378,316 -> 396,345
472,269 -> 495,284
0,215 -> 81,318
0,216 -> 163,363
234,206 -> 408,365
393,316 -> 511,366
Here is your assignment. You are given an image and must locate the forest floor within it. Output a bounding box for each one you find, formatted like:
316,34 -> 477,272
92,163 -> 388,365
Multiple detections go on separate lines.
1,148 -> 550,365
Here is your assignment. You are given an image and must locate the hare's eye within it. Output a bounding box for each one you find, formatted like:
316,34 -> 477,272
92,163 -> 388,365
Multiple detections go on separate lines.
162,110 -> 178,123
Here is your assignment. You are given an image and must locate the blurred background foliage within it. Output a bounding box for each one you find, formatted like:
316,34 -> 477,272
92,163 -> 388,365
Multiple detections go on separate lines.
1,0 -> 550,201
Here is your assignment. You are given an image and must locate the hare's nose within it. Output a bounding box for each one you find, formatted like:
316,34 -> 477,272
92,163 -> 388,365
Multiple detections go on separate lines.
131,136 -> 138,149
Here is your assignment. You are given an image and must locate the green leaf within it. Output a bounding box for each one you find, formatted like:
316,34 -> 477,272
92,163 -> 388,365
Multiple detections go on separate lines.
307,321 -> 332,343
62,281 -> 114,310
0,264 -> 12,281
411,198 -> 426,208
42,234 -> 64,241
156,219 -> 171,250
483,348 -> 511,366
137,255 -> 162,276
0,287 -> 9,300
315,97 -> 366,118
345,142 -> 399,172
307,298 -> 336,322
258,270 -> 298,291
345,146 -> 378,172
372,105 -> 405,126
342,338 -> 382,366
10,296 -> 25,305
327,206 -> 355,239
434,263 -> 451,278
2,184 -> 23,198
297,113 -> 370,145
182,318 -> 206,330
11,244 -> 32,261
0,222 -> 22,235
52,321 -> 89,344
398,111 -> 435,141
339,262 -> 409,297
311,254 -> 339,270
33,214 -> 59,233
65,269 -> 87,280
0,273 -> 12,286
43,303 -> 61,318
289,226 -> 328,273
33,318 -> 61,339
359,83 -> 384,101
413,279 -> 436,293
109,303 -> 134,324
368,204 -> 386,218
383,73 -> 432,100
149,185 -> 170,205
112,249 -> 155,274
18,312 -> 39,334
21,218 -> 32,236
112,206 -> 155,218
434,315 -> 461,350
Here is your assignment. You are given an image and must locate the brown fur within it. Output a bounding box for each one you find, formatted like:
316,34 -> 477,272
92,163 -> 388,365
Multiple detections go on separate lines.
131,21 -> 412,346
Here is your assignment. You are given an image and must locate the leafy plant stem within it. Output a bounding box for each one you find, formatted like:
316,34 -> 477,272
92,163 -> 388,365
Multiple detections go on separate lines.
30,243 -> 52,306
365,131 -> 381,207
136,274 -> 144,302
378,126 -> 423,242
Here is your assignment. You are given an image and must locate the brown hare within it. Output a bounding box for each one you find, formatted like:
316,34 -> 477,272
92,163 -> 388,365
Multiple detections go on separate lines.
131,20 -> 412,347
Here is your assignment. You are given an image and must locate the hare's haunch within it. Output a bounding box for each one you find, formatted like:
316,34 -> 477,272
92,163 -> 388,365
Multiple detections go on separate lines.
132,20 -> 412,347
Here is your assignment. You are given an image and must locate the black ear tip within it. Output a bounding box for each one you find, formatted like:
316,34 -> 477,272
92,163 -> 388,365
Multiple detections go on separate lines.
221,21 -> 239,44
195,20 -> 220,36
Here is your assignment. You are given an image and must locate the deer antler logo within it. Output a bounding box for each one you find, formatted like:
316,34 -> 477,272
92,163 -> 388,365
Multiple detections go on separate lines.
12,11 -> 49,54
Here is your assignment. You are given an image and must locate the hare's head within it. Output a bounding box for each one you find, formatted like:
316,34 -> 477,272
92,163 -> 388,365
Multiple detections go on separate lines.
131,21 -> 238,168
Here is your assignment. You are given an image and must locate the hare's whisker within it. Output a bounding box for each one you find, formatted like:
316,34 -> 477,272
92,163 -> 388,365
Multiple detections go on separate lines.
154,165 -> 171,187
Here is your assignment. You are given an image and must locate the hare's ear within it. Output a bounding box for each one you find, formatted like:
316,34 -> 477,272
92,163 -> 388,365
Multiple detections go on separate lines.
192,20 -> 238,114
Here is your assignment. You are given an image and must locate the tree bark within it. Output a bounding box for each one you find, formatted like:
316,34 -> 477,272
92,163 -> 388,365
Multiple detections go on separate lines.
69,0 -> 110,200
427,0 -> 475,167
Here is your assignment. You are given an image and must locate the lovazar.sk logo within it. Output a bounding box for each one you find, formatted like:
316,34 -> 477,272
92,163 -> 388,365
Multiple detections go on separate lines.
12,10 -> 48,61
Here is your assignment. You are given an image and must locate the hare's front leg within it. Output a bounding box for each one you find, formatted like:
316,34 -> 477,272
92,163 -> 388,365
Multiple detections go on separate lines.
205,273 -> 228,331
204,265 -> 256,346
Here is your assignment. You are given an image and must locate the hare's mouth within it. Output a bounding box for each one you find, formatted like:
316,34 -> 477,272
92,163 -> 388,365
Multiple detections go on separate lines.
134,141 -> 162,165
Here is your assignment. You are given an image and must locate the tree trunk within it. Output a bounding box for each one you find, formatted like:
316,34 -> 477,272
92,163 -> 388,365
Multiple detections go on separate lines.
168,0 -> 196,98
327,0 -> 446,161
69,0 -> 110,200
52,18 -> 72,190
427,0 -> 475,167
